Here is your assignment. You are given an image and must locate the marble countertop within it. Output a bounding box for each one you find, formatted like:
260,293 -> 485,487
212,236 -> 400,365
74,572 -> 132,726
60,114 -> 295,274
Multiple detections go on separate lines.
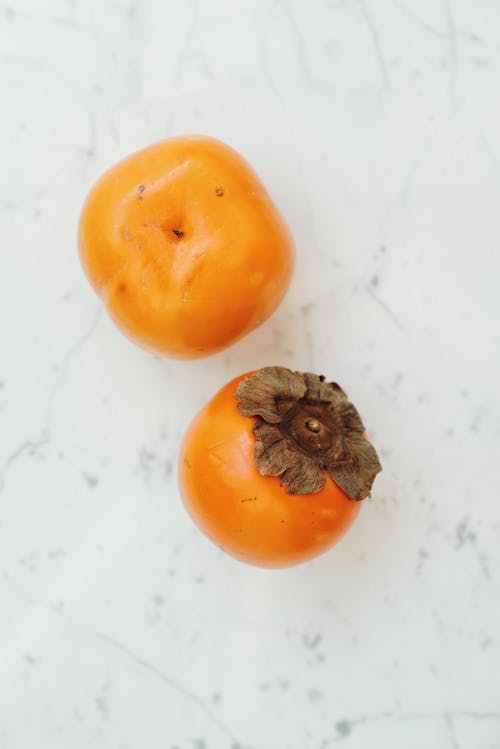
1,1 -> 500,747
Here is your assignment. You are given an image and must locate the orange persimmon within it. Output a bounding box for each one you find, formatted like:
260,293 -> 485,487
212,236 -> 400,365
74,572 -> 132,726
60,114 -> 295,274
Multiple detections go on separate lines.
178,368 -> 382,568
78,135 -> 294,358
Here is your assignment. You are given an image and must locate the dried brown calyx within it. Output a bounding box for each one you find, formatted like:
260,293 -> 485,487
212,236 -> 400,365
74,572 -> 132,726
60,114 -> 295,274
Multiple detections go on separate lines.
235,367 -> 382,499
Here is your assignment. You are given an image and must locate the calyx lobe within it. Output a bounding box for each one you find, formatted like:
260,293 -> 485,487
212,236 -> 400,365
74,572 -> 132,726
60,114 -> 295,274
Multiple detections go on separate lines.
235,367 -> 382,498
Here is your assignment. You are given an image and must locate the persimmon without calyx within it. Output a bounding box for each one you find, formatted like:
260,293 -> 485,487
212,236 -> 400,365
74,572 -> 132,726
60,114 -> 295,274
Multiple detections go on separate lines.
78,135 -> 294,358
178,367 -> 382,568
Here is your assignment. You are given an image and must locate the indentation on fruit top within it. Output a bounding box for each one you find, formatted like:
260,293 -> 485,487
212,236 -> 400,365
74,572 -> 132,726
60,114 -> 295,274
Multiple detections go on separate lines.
172,229 -> 184,238
215,187 -> 224,197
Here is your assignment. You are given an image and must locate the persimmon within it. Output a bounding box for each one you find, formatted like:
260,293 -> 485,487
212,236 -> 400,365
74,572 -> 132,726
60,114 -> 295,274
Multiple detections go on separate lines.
78,135 -> 294,358
178,367 -> 382,568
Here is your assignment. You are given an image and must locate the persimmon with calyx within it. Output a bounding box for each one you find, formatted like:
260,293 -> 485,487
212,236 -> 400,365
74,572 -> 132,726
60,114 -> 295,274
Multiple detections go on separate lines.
78,135 -> 294,358
178,367 -> 382,568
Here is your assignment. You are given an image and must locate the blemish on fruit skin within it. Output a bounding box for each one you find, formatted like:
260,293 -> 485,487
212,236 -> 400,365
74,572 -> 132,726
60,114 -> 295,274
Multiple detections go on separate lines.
250,271 -> 264,286
172,229 -> 184,238
215,187 -> 224,197
117,282 -> 127,294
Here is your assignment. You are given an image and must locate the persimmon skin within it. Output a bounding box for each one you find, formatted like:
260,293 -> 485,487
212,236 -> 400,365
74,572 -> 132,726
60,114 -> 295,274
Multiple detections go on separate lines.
78,135 -> 294,358
178,374 -> 361,568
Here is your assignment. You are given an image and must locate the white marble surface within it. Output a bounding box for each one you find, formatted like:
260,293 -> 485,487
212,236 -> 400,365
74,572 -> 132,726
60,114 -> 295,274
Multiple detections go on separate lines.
1,1 -> 500,747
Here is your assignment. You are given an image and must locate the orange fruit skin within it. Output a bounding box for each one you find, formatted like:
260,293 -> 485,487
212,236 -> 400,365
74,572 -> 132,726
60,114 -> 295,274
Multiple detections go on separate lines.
178,374 -> 361,568
78,135 -> 295,358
